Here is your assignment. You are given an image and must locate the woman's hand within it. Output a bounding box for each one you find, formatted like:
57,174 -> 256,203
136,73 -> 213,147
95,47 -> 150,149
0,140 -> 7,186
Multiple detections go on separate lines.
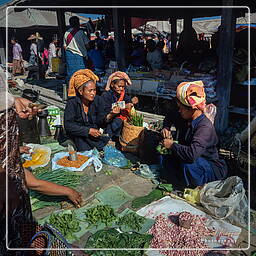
19,146 -> 31,154
66,188 -> 82,208
111,106 -> 121,115
161,127 -> 172,139
125,103 -> 134,109
14,97 -> 40,119
162,138 -> 174,149
131,96 -> 139,105
89,128 -> 101,137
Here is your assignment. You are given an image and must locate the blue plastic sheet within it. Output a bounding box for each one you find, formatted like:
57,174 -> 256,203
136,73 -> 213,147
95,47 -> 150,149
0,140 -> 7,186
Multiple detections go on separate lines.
102,145 -> 128,168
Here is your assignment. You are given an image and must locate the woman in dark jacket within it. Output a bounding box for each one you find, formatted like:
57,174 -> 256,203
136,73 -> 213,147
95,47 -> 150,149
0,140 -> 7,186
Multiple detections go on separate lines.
64,69 -> 109,151
160,81 -> 227,189
101,71 -> 138,140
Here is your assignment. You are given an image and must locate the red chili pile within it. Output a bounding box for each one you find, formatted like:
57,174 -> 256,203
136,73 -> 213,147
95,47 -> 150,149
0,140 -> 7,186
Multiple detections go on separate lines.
148,212 -> 214,256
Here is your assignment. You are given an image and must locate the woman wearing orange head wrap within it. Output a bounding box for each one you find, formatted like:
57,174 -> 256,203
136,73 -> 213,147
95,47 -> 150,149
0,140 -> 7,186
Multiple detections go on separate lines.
100,71 -> 139,141
64,69 -> 109,151
159,81 -> 227,189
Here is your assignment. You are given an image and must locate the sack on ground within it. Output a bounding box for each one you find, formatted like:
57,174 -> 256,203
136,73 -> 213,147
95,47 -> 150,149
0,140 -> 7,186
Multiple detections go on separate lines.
200,176 -> 248,227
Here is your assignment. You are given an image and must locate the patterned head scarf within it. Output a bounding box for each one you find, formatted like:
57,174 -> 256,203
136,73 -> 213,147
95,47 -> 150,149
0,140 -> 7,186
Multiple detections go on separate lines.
176,80 -> 206,110
105,71 -> 132,91
68,69 -> 99,97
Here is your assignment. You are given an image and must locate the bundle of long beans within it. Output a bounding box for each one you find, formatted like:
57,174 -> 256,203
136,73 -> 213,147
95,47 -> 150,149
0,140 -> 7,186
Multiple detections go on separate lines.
30,168 -> 81,211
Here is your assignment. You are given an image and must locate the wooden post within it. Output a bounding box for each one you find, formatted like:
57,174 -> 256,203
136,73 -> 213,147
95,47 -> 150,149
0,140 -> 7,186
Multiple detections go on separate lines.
0,28 -> 6,64
215,2 -> 236,133
56,9 -> 66,63
112,8 -> 126,70
124,16 -> 132,55
169,18 -> 177,53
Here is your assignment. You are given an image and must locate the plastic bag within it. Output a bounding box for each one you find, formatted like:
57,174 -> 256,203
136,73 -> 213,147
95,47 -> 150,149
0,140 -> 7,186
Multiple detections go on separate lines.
204,103 -> 217,124
200,176 -> 248,227
102,145 -> 128,168
22,144 -> 51,169
52,148 -> 102,172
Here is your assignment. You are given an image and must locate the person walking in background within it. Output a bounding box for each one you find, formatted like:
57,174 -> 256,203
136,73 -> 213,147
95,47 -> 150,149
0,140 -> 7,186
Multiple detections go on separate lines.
46,35 -> 58,76
64,16 -> 90,84
27,35 -> 38,66
11,37 -> 23,75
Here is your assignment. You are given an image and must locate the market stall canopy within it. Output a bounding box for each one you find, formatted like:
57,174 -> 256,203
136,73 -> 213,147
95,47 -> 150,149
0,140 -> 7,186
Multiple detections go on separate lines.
0,7 -> 88,28
132,13 -> 256,36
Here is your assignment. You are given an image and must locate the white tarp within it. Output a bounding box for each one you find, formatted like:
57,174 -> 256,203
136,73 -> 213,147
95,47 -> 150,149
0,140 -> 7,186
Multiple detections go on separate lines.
136,196 -> 242,255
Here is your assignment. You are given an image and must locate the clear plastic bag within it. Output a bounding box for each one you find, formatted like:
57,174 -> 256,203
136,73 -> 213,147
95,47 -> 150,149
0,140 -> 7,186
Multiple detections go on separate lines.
102,145 -> 128,168
52,148 -> 102,172
200,176 -> 249,227
204,103 -> 217,124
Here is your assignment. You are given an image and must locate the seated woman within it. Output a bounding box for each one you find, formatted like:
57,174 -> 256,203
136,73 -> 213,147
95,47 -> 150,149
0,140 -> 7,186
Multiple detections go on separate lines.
101,71 -> 138,140
160,81 -> 227,189
64,69 -> 109,151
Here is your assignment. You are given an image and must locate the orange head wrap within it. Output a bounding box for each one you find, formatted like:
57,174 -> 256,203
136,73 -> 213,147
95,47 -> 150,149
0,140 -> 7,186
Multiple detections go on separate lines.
176,80 -> 206,111
68,69 -> 99,97
105,71 -> 132,91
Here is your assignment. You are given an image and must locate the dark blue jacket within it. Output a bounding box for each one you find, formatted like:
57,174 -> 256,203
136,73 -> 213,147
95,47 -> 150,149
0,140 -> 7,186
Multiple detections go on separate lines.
171,114 -> 227,179
101,90 -> 132,115
64,95 -> 106,138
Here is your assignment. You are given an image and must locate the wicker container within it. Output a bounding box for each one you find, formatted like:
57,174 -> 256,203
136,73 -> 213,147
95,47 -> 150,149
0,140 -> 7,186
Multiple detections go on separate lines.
119,121 -> 145,153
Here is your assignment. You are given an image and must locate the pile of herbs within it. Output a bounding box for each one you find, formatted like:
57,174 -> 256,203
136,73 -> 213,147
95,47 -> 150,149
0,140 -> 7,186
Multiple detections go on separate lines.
47,210 -> 80,240
30,168 -> 80,211
84,205 -> 117,227
117,212 -> 146,231
85,228 -> 153,256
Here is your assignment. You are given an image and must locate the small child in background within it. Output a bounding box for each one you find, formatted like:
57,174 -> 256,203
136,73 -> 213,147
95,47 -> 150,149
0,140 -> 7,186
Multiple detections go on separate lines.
41,47 -> 49,73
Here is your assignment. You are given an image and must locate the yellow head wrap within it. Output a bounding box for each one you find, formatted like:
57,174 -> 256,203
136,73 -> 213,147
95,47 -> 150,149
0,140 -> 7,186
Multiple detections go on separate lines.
105,71 -> 132,91
176,80 -> 206,110
68,69 -> 99,97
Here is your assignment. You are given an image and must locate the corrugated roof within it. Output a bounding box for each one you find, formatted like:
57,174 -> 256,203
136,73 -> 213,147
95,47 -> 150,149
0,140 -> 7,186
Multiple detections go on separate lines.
0,7 -> 88,28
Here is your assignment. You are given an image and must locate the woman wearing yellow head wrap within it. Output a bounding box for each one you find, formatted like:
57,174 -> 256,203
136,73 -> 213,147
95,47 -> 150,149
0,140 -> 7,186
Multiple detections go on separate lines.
159,80 -> 227,189
100,71 -> 139,141
64,69 -> 109,151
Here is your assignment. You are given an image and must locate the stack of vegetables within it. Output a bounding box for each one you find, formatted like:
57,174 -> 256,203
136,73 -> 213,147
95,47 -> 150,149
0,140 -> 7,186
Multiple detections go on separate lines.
47,210 -> 80,240
85,228 -> 153,256
30,168 -> 81,211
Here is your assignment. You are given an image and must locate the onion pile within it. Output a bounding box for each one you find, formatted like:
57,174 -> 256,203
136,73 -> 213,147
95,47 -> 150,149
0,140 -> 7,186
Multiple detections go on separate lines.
148,212 -> 214,256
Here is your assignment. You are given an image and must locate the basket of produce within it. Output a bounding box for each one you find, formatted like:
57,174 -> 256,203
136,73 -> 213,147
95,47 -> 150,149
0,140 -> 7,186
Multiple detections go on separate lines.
119,110 -> 145,153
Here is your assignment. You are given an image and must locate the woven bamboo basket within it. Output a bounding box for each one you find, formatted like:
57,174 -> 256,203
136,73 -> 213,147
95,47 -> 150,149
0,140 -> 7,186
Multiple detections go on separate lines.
119,121 -> 145,153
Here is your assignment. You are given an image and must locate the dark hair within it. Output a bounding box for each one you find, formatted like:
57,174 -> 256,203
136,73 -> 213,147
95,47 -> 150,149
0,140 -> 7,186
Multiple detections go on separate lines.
111,79 -> 127,86
11,37 -> 17,42
176,98 -> 193,110
69,16 -> 80,28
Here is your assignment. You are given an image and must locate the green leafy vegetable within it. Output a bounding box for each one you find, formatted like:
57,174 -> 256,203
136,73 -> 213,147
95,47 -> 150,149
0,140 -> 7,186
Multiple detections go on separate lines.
47,210 -> 80,240
158,183 -> 173,192
117,212 -> 146,231
156,144 -> 169,155
131,189 -> 164,209
85,228 -> 153,256
128,111 -> 144,127
84,205 -> 117,227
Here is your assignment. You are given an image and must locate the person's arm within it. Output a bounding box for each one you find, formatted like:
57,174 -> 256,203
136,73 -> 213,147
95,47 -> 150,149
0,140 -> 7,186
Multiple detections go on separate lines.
170,123 -> 215,163
64,99 -> 90,137
25,169 -> 82,207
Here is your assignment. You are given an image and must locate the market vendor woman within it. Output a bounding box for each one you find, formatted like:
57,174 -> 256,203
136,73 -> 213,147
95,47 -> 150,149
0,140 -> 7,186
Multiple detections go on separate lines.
64,69 -> 109,151
101,71 -> 139,140
160,81 -> 227,188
